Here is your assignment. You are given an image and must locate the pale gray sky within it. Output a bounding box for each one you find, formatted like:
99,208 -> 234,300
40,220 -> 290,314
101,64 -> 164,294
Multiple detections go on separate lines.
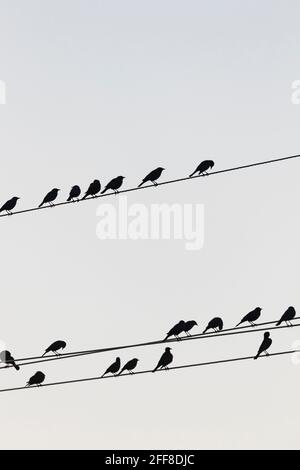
0,0 -> 299,449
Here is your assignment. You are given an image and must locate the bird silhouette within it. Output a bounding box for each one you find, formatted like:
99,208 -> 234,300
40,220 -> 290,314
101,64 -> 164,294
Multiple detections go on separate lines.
26,371 -> 45,387
164,320 -> 186,341
102,357 -> 121,377
39,188 -> 60,207
119,358 -> 139,375
138,167 -> 165,187
153,347 -> 173,372
183,320 -> 198,336
0,197 -> 20,215
276,306 -> 296,326
42,340 -> 66,356
203,317 -> 223,333
101,176 -> 125,194
236,307 -> 262,327
0,350 -> 20,370
82,180 -> 101,199
254,332 -> 272,359
189,160 -> 214,177
67,185 -> 81,202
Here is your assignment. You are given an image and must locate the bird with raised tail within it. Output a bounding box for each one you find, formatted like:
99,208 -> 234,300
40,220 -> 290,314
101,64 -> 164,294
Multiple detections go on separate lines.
26,371 -> 45,387
0,197 -> 20,215
276,306 -> 296,326
236,307 -> 262,327
189,160 -> 214,177
101,176 -> 125,194
153,347 -> 173,372
138,167 -> 164,187
254,332 -> 272,359
102,357 -> 121,377
203,317 -> 223,333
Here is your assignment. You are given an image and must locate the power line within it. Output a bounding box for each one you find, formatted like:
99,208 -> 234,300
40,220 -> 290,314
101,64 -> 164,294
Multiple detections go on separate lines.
0,348 -> 297,394
1,318 -> 299,370
0,153 -> 299,218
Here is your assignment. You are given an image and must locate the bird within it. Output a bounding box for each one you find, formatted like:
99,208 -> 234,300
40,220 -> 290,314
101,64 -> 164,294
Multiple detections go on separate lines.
82,179 -> 101,199
153,347 -> 173,372
39,188 -> 60,207
254,332 -> 272,359
42,340 -> 66,356
183,320 -> 198,336
0,350 -> 20,370
276,306 -> 296,326
203,317 -> 223,333
118,358 -> 139,375
163,320 -> 186,341
236,307 -> 262,327
138,167 -> 165,187
101,176 -> 125,194
67,185 -> 81,202
101,357 -> 121,377
189,160 -> 215,177
0,197 -> 20,215
26,371 -> 45,387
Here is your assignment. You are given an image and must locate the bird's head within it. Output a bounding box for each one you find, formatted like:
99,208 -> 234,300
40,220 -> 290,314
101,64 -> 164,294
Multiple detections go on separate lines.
61,341 -> 67,350
257,307 -> 262,311
53,188 -> 60,192
120,176 -> 125,179
116,357 -> 121,362
165,347 -> 172,352
13,197 -> 20,200
209,160 -> 215,168
264,332 -> 270,338
190,320 -> 198,327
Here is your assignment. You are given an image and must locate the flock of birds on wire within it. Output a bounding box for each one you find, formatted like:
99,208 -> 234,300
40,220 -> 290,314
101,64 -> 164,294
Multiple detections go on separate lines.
0,306 -> 296,387
0,160 -> 215,214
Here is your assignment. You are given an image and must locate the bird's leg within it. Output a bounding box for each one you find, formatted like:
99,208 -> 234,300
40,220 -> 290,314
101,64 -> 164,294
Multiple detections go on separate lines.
153,181 -> 158,186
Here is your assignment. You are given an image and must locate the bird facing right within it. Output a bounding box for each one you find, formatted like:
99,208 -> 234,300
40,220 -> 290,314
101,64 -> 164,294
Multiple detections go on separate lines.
163,320 -> 186,341
118,358 -> 139,375
42,340 -> 66,356
39,188 -> 60,207
276,306 -> 296,326
189,160 -> 214,177
0,197 -> 20,215
101,176 -> 125,194
203,317 -> 223,333
138,167 -> 165,187
67,185 -> 81,202
153,347 -> 173,372
102,357 -> 121,377
26,371 -> 46,387
0,350 -> 20,370
236,307 -> 262,327
254,332 -> 272,359
82,180 -> 101,199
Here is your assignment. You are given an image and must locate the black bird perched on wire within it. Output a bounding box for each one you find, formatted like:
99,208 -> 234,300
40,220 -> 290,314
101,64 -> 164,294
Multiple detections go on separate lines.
118,358 -> 139,375
164,320 -> 186,341
236,307 -> 262,327
101,176 -> 125,194
39,188 -> 60,207
67,185 -> 81,202
138,167 -> 165,187
82,179 -> 101,199
183,320 -> 198,336
0,196 -> 20,215
189,160 -> 214,177
276,306 -> 296,326
26,371 -> 45,387
0,350 -> 20,370
42,340 -> 66,356
203,317 -> 223,333
254,332 -> 272,359
153,347 -> 173,372
102,357 -> 121,377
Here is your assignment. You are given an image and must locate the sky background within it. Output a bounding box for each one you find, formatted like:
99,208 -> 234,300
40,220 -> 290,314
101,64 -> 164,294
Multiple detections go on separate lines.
0,0 -> 299,449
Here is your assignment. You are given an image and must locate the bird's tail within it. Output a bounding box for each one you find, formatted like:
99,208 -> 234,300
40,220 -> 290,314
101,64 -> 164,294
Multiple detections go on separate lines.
42,351 -> 47,357
163,335 -> 169,342
38,202 -> 43,208
152,365 -> 159,373
235,321 -> 242,327
254,353 -> 259,360
81,194 -> 88,200
101,188 -> 108,194
189,171 -> 196,178
276,320 -> 282,326
138,181 -> 144,188
203,327 -> 208,334
67,196 -> 72,202
13,362 -> 20,371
